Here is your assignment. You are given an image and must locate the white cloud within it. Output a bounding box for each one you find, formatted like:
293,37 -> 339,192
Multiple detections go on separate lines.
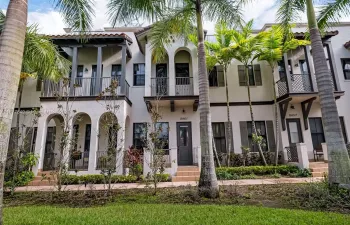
2,1 -> 350,35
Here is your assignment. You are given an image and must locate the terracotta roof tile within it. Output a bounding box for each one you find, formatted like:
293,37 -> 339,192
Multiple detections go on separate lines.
47,32 -> 133,43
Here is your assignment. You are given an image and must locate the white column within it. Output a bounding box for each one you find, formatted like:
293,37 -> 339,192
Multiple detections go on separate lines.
282,147 -> 289,164
116,120 -> 126,175
191,49 -> 199,95
143,150 -> 151,177
168,52 -> 175,96
70,47 -> 78,95
33,116 -> 48,174
170,148 -> 178,176
296,143 -> 309,169
88,115 -> 99,173
145,44 -> 152,96
321,143 -> 328,162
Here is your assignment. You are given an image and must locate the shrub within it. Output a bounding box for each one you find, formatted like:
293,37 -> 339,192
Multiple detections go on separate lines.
60,174 -> 170,185
5,171 -> 35,188
216,165 -> 307,180
228,152 -> 279,167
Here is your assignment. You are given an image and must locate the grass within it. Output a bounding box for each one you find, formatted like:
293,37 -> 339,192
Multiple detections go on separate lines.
4,203 -> 350,225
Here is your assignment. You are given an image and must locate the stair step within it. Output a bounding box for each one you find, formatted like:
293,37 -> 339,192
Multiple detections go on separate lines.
312,171 -> 327,177
309,163 -> 328,169
176,171 -> 200,176
177,166 -> 199,172
28,180 -> 54,186
310,167 -> 328,173
172,176 -> 199,182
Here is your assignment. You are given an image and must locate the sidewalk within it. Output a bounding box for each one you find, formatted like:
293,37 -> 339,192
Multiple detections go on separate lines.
15,177 -> 323,192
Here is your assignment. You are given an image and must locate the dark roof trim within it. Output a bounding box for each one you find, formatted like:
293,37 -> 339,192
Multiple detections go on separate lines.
47,33 -> 133,43
294,31 -> 338,40
211,101 -> 274,106
40,96 -> 132,106
144,95 -> 199,101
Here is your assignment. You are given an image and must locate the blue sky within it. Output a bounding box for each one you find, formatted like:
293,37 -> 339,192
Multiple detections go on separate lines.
1,0 -> 348,35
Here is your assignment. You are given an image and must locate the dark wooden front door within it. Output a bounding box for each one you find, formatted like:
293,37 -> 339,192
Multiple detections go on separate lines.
177,122 -> 193,165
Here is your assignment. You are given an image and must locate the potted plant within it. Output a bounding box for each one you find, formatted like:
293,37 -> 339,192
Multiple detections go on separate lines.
71,150 -> 82,160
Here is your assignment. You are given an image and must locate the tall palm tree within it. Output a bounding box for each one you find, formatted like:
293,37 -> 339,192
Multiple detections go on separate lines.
205,22 -> 236,166
226,20 -> 268,165
108,0 -> 243,197
258,25 -> 309,166
0,0 -> 93,223
317,0 -> 350,30
277,0 -> 350,186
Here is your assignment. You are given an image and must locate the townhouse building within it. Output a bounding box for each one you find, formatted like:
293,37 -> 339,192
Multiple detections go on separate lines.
10,23 -> 350,181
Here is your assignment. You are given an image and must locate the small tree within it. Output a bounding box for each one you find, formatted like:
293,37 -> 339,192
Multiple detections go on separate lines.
143,97 -> 169,195
96,79 -> 124,195
258,25 -> 309,165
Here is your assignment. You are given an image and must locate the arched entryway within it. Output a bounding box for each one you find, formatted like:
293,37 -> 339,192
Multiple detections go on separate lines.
69,113 -> 92,171
174,49 -> 193,95
43,114 -> 64,171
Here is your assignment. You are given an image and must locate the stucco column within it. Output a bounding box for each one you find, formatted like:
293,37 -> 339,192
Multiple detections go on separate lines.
296,143 -> 309,169
70,46 -> 78,96
170,148 -> 178,176
145,44 -> 152,96
95,46 -> 103,95
116,120 -> 126,175
321,143 -> 328,162
88,115 -> 99,173
33,115 -> 48,175
143,149 -> 151,177
120,44 -> 127,95
168,52 -> 175,96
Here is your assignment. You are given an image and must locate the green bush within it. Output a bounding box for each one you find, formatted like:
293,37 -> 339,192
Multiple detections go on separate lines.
60,174 -> 170,185
216,165 -> 308,180
5,171 -> 34,188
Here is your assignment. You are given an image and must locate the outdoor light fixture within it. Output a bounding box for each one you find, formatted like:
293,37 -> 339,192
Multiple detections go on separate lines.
290,105 -> 295,109
183,108 -> 185,113
85,68 -> 89,73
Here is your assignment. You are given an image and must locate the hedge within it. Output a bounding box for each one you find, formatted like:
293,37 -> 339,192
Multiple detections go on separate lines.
216,165 -> 311,180
61,174 -> 170,185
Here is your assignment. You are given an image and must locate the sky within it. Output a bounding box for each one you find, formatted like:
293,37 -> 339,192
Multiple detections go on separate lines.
0,0 -> 347,35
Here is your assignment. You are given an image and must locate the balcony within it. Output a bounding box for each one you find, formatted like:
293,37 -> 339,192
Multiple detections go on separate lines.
277,74 -> 313,97
42,77 -> 130,101
147,77 -> 198,112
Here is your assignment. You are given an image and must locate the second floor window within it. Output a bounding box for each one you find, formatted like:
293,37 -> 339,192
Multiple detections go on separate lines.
341,58 -> 350,80
134,64 -> 145,86
238,64 -> 262,86
111,64 -> 122,80
175,63 -> 190,85
69,65 -> 84,86
208,65 -> 225,87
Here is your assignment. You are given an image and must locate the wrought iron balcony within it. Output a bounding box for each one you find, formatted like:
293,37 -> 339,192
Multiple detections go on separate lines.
150,77 -> 194,96
43,77 -> 130,99
276,74 -> 313,97
175,77 -> 194,96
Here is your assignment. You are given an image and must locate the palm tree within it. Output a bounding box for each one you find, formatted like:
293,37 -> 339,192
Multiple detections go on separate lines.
205,22 -> 236,166
277,0 -> 350,186
226,20 -> 268,165
318,0 -> 350,30
108,0 -> 243,197
258,25 -> 309,165
0,0 -> 93,222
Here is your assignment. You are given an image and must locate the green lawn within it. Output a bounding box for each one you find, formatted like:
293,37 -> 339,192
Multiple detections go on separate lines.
4,203 -> 350,225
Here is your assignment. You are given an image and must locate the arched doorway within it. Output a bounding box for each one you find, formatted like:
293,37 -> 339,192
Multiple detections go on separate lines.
174,49 -> 193,95
69,113 -> 92,171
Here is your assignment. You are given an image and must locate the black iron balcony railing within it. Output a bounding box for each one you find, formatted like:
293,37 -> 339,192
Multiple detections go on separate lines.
69,151 -> 89,171
151,77 -> 169,96
276,74 -> 312,97
43,77 -> 129,99
175,77 -> 194,96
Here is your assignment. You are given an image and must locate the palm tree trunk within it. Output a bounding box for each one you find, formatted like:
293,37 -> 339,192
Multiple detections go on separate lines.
196,0 -> 219,198
245,65 -> 267,166
306,0 -> 350,186
271,66 -> 280,166
0,0 -> 28,223
11,80 -> 25,194
224,65 -> 232,166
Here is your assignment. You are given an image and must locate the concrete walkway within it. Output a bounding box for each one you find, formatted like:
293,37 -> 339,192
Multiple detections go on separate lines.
15,177 -> 323,192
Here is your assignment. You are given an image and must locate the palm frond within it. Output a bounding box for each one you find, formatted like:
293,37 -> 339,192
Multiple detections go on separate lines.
149,5 -> 195,63
54,0 -> 95,32
317,0 -> 350,30
108,0 -> 174,27
203,0 -> 244,27
22,25 -> 71,81
277,0 -> 306,30
0,10 -> 5,32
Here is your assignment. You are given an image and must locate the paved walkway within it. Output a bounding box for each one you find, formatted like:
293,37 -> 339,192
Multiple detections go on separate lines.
15,177 -> 323,192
